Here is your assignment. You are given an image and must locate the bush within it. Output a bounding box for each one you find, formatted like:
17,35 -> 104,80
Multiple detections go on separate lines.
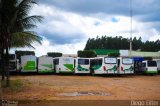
108,52 -> 120,57
143,57 -> 153,60
47,52 -> 62,57
78,50 -> 97,58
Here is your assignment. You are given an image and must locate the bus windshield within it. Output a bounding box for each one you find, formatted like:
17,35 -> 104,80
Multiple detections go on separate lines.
78,59 -> 89,65
122,58 -> 133,64
104,57 -> 116,64
147,61 -> 157,67
90,58 -> 102,66
9,54 -> 16,60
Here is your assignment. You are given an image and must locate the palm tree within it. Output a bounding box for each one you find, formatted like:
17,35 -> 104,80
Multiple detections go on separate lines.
0,0 -> 43,86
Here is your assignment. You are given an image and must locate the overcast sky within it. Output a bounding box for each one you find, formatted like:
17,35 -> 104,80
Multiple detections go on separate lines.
12,0 -> 160,56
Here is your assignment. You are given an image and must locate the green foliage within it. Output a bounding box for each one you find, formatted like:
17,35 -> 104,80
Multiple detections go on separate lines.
143,57 -> 153,60
15,50 -> 35,60
2,79 -> 23,91
108,53 -> 120,57
84,36 -> 160,52
47,52 -> 62,57
78,50 -> 97,58
1,0 -> 43,49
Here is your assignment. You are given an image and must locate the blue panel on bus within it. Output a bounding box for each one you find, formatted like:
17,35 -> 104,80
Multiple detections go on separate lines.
132,57 -> 144,61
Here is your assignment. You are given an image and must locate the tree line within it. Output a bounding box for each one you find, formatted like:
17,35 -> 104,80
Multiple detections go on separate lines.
84,36 -> 160,52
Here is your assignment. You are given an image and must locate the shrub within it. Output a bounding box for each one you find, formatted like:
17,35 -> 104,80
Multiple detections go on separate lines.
108,52 -> 120,57
78,50 -> 97,58
47,52 -> 62,57
143,57 -> 153,60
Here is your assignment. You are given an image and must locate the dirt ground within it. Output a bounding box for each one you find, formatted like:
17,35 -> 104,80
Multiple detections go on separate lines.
1,74 -> 160,105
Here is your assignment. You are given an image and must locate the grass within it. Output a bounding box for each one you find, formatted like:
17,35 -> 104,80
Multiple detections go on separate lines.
1,79 -> 24,92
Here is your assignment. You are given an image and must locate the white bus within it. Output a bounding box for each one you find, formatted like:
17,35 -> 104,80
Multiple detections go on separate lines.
38,56 -> 54,73
90,57 -> 117,75
74,58 -> 90,74
117,57 -> 134,74
9,54 -> 19,72
21,55 -> 37,72
142,60 -> 158,74
157,60 -> 160,72
54,57 -> 74,73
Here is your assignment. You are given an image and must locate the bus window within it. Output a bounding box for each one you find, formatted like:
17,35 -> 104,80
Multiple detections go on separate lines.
54,59 -> 59,65
78,59 -> 89,65
9,54 -> 16,60
104,57 -> 116,64
147,61 -> 157,67
90,59 -> 102,66
122,58 -> 133,65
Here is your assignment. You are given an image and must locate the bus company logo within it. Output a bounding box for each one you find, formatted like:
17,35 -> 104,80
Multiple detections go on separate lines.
131,100 -> 159,106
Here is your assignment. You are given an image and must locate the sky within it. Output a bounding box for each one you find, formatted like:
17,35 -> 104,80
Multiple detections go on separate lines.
12,0 -> 160,56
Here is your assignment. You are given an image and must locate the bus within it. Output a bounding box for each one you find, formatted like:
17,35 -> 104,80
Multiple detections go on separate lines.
142,60 -> 158,74
21,55 -> 37,72
9,54 -> 19,72
54,57 -> 74,73
38,56 -> 54,73
117,57 -> 134,74
74,58 -> 90,74
90,57 -> 117,75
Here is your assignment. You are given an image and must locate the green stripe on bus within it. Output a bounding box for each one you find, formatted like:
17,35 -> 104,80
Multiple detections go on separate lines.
145,71 -> 158,74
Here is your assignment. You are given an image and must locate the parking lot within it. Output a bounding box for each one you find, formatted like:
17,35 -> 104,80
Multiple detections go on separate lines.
1,74 -> 160,105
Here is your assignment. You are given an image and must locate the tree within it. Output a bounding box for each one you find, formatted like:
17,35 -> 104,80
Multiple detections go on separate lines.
1,0 -> 43,86
78,50 -> 97,58
47,52 -> 63,57
108,53 -> 120,57
84,36 -> 159,52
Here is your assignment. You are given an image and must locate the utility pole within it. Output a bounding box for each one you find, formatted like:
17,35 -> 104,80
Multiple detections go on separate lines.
129,0 -> 132,57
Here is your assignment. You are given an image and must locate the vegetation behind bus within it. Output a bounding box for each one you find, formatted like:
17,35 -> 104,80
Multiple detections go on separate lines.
78,50 -> 97,58
47,52 -> 62,58
108,53 -> 120,57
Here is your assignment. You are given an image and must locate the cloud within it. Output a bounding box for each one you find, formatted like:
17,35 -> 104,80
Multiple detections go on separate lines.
38,0 -> 160,22
12,1 -> 160,56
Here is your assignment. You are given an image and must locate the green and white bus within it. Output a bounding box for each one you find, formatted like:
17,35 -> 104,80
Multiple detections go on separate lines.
21,55 -> 37,72
54,57 -> 74,73
142,60 -> 158,74
9,54 -> 19,72
90,57 -> 117,75
74,58 -> 90,74
117,57 -> 134,74
38,56 -> 54,73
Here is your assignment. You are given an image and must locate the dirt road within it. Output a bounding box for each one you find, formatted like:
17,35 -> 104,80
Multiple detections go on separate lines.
3,75 -> 160,106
